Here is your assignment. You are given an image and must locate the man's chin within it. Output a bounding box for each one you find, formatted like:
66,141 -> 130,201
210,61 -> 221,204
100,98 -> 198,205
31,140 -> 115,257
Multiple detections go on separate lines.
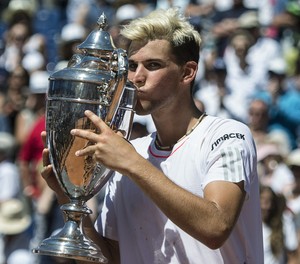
134,101 -> 151,116
135,110 -> 150,116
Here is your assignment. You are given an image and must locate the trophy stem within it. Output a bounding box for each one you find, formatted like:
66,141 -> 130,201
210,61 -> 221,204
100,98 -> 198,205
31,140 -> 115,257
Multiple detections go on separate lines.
32,200 -> 108,263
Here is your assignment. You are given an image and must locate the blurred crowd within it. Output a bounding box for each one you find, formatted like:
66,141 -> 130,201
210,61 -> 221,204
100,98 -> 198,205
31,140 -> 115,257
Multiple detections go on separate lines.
0,0 -> 300,263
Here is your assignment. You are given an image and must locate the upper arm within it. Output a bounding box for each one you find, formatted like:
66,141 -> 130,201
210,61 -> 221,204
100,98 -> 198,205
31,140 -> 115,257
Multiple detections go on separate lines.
204,180 -> 246,232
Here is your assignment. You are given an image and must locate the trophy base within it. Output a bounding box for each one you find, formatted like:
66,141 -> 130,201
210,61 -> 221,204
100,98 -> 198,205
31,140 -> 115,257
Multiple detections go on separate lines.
32,221 -> 107,263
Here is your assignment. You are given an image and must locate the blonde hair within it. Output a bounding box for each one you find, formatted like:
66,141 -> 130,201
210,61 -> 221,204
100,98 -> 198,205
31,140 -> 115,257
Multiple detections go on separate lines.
121,8 -> 202,64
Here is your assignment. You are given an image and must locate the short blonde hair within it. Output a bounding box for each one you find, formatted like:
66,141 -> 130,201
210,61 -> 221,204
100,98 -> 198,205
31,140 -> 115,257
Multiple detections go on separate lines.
121,8 -> 202,64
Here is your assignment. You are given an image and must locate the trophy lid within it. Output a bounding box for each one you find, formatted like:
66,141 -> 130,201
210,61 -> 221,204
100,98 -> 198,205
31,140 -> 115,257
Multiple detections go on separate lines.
77,13 -> 116,52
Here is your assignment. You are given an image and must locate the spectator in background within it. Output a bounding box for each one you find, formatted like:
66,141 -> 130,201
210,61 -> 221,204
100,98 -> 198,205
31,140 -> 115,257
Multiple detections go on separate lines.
248,99 -> 270,146
286,149 -> 300,251
0,21 -> 31,72
254,57 -> 300,150
65,0 -> 116,31
15,70 -> 49,263
211,0 -> 254,56
271,0 -> 300,76
21,46 -> 47,75
260,185 -> 299,264
223,11 -> 284,122
226,11 -> 283,77
0,67 -> 9,90
0,68 -> 11,132
113,5 -> 141,33
194,56 -> 231,118
236,10 -> 283,88
0,131 -> 33,264
284,52 -> 300,146
222,28 -> 257,122
1,5 -> 39,56
0,4 -> 48,76
14,70 -> 49,147
17,111 -> 66,264
257,142 -> 295,199
156,0 -> 190,13
54,22 -> 87,71
0,112 -> 10,133
185,0 -> 216,30
0,132 -> 20,202
0,65 -> 29,134
109,3 -> 153,50
0,198 -> 34,264
256,0 -> 289,39
247,98 -> 291,155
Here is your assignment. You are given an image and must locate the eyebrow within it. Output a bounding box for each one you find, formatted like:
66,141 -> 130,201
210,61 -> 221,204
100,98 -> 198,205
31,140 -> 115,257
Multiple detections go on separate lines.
129,58 -> 166,63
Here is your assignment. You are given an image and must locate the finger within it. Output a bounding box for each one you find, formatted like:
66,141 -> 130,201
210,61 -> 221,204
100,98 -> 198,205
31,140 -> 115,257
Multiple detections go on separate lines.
41,131 -> 47,146
70,128 -> 99,143
42,148 -> 51,167
41,163 -> 53,180
116,130 -> 125,137
74,144 -> 95,157
84,110 -> 109,131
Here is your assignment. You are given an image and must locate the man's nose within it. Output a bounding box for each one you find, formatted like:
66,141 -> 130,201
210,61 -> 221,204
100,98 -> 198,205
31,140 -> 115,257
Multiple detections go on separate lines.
130,66 -> 146,87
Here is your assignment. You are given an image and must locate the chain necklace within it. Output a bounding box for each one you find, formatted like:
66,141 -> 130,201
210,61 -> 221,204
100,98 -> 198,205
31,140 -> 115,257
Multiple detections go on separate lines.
155,112 -> 207,151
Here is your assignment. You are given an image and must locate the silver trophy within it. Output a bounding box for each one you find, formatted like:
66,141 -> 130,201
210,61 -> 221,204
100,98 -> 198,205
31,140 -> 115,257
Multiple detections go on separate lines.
32,14 -> 136,263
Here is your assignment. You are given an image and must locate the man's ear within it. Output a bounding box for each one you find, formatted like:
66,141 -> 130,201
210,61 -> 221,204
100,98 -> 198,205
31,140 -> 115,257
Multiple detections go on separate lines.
181,61 -> 198,84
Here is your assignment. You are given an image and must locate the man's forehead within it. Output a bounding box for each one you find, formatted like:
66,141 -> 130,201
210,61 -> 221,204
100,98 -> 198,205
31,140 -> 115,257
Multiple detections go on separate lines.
128,39 -> 172,58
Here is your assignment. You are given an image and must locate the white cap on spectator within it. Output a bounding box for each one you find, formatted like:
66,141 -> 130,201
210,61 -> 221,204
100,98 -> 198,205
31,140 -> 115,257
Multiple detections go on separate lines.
61,23 -> 86,42
0,132 -> 16,156
7,249 -> 35,264
257,143 -> 282,162
22,51 -> 45,73
268,57 -> 287,75
0,199 -> 31,235
29,70 -> 49,94
286,149 -> 300,167
238,11 -> 260,28
115,4 -> 142,23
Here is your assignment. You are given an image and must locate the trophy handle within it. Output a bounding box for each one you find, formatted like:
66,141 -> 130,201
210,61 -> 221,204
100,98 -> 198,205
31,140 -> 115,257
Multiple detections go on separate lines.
105,48 -> 129,126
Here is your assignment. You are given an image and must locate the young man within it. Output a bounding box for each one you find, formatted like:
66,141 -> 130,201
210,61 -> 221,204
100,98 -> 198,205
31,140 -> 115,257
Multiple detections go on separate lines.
41,8 -> 263,264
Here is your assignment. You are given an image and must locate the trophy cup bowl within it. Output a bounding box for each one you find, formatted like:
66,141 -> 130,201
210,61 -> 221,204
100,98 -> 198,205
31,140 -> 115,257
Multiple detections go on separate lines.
32,14 -> 136,263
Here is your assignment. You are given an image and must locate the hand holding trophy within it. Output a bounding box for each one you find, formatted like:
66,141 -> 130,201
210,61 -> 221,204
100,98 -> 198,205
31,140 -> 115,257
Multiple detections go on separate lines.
32,13 -> 136,263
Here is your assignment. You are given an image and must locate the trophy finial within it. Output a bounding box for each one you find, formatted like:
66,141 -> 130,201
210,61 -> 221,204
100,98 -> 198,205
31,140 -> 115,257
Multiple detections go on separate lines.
77,12 -> 115,52
97,13 -> 107,30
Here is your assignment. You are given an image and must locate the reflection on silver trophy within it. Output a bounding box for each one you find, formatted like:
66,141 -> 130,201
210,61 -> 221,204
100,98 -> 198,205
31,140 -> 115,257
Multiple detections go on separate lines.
32,13 -> 136,263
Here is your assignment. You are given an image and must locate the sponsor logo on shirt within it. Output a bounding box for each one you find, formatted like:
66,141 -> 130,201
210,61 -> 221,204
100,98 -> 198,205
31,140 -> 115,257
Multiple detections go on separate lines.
211,133 -> 245,151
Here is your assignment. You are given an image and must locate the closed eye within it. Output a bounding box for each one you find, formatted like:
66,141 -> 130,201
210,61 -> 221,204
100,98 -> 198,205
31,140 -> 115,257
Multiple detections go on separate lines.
146,61 -> 162,71
128,60 -> 164,72
128,62 -> 137,72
